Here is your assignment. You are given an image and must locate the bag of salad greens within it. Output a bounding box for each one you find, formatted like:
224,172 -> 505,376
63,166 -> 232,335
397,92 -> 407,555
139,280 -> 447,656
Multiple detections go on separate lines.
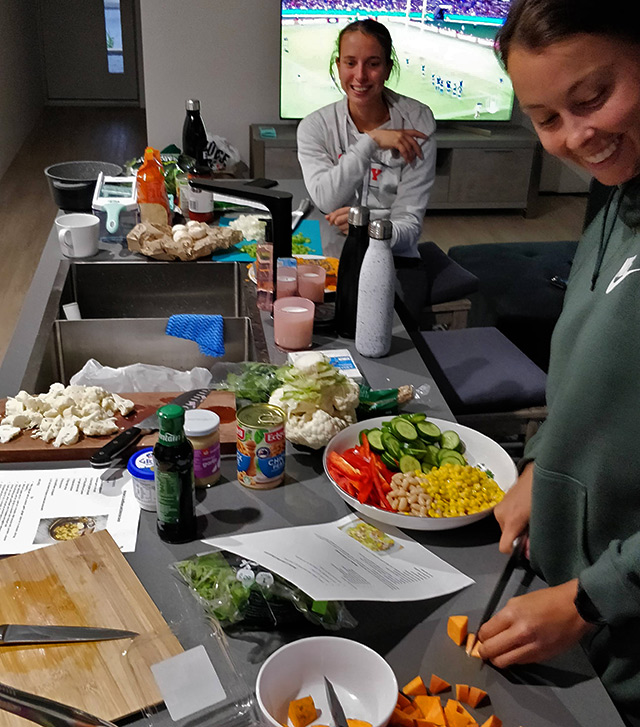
173,551 -> 356,631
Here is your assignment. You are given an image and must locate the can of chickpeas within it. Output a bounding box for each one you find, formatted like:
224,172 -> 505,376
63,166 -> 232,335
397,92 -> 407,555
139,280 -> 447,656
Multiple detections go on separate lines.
236,403 -> 286,489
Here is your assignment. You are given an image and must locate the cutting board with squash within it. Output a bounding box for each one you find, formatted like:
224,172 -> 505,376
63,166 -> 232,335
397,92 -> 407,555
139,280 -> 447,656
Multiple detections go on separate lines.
0,390 -> 236,462
0,529 -> 182,725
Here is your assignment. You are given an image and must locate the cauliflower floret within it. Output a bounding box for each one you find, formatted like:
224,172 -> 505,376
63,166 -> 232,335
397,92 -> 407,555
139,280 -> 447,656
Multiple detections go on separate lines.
0,425 -> 21,444
80,417 -> 118,437
111,393 -> 134,416
52,422 -> 80,447
285,409 -> 352,449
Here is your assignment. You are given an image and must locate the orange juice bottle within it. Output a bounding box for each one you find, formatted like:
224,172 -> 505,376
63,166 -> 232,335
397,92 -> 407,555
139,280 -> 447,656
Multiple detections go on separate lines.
136,147 -> 170,226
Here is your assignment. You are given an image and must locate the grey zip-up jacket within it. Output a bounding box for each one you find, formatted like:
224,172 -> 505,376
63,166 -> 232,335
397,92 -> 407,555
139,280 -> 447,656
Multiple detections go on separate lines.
296,89 -> 436,257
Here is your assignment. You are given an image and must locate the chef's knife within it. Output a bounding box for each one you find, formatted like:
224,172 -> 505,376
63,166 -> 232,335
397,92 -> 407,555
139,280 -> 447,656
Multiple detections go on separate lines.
0,624 -> 138,645
467,532 -> 529,655
0,680 -> 117,727
292,197 -> 311,231
89,388 -> 210,468
324,676 -> 349,727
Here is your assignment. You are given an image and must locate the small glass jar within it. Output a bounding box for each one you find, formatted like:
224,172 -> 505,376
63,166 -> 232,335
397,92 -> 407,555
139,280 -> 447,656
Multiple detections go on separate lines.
184,409 -> 221,488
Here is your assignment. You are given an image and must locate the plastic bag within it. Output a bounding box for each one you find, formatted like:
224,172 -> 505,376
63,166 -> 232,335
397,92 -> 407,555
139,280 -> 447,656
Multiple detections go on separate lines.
70,358 -> 213,393
206,134 -> 242,173
173,551 -> 357,632
209,361 -> 280,403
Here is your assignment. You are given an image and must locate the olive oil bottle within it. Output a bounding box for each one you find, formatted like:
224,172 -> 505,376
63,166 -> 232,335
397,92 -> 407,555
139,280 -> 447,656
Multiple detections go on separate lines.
153,404 -> 196,543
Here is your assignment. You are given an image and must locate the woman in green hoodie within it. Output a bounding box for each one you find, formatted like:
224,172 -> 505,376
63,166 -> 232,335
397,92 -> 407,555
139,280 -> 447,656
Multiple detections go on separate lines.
476,0 -> 640,723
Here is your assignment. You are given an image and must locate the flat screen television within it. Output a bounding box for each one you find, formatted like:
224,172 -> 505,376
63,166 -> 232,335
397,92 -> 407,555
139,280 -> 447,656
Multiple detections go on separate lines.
280,1 -> 515,123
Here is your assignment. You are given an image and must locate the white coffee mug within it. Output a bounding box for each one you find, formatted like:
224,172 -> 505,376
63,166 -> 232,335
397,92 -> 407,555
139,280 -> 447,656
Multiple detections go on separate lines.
55,213 -> 100,258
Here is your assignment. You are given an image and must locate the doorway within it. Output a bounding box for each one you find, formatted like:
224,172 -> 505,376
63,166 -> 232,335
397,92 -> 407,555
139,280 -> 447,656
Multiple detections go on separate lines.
40,0 -> 140,104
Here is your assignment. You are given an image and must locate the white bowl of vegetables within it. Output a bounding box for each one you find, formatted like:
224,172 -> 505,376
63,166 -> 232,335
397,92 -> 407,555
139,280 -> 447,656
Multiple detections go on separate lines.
323,414 -> 517,531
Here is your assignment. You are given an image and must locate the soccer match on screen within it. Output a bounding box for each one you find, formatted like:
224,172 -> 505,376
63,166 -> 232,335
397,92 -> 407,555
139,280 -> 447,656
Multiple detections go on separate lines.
280,0 -> 515,122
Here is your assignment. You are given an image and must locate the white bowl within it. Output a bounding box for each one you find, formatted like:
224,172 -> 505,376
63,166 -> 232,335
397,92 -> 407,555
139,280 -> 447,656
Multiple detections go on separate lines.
323,416 -> 517,531
256,636 -> 398,727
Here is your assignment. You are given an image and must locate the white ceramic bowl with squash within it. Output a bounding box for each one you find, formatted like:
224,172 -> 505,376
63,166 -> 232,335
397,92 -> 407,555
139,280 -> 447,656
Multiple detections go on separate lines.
256,636 -> 398,727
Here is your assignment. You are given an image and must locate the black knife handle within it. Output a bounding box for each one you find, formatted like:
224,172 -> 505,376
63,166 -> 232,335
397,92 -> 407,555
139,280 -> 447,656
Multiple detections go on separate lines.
89,427 -> 144,468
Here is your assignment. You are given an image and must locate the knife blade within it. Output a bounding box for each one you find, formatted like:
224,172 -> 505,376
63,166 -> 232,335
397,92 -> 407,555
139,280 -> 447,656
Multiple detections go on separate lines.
0,680 -> 117,727
324,676 -> 349,727
89,388 -> 210,468
0,624 -> 138,645
292,198 -> 311,231
467,533 -> 529,655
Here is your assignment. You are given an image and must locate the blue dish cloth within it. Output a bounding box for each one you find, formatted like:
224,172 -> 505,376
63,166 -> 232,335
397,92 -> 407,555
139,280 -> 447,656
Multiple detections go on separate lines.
166,315 -> 225,358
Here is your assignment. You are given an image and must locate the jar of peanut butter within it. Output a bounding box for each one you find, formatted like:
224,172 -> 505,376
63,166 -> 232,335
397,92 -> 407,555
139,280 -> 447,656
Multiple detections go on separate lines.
184,409 -> 220,488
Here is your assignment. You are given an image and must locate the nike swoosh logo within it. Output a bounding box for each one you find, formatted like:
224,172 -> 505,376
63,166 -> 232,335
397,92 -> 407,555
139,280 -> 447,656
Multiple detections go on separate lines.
606,255 -> 640,293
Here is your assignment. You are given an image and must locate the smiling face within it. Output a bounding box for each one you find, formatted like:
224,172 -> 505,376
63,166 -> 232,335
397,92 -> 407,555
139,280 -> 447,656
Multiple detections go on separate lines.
336,30 -> 391,113
508,34 -> 640,186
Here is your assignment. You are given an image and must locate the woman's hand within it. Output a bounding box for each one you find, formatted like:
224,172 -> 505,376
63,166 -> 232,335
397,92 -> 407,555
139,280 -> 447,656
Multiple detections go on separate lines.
494,462 -> 534,554
477,579 -> 595,668
325,207 -> 351,234
366,128 -> 428,164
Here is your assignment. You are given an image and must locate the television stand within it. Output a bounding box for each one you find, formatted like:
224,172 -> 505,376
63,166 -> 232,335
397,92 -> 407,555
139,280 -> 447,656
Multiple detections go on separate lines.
249,122 -> 541,216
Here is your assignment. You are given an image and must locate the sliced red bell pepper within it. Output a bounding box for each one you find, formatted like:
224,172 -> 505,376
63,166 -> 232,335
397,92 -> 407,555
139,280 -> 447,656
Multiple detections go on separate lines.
361,431 -> 371,460
341,448 -> 369,471
327,451 -> 363,480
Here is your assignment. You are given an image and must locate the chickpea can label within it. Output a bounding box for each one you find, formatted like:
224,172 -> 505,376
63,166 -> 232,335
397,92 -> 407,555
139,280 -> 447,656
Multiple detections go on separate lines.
236,404 -> 285,489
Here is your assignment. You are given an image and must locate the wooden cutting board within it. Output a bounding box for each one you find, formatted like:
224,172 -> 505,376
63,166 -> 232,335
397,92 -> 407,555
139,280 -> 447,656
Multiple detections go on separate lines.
0,390 -> 236,462
0,529 -> 182,725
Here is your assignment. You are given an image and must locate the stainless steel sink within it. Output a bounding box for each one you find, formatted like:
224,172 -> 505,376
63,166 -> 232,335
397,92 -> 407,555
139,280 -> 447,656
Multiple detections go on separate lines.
18,259 -> 266,393
59,261 -> 245,318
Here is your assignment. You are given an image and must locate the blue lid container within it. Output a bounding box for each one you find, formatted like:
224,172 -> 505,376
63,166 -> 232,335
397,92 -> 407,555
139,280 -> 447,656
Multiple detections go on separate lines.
127,447 -> 156,511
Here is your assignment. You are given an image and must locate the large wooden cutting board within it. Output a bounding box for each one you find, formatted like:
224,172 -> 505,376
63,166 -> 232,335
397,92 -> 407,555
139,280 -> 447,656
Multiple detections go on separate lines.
0,390 -> 236,462
0,530 -> 182,725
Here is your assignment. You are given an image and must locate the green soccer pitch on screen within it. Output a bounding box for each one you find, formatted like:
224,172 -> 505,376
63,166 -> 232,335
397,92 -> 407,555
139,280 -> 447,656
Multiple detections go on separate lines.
280,3 -> 515,123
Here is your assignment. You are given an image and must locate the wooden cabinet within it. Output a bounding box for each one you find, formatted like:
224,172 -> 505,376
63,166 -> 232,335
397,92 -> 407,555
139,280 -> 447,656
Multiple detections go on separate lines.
250,123 -> 541,215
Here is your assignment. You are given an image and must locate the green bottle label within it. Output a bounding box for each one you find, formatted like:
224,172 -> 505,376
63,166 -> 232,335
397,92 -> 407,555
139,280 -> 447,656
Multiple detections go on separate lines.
155,470 -> 182,523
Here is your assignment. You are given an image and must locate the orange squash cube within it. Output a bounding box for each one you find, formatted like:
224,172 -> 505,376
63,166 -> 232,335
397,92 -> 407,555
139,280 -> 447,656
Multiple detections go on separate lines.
429,674 -> 451,695
414,695 -> 440,717
447,615 -> 469,646
467,687 -> 488,708
480,717 -> 502,727
288,696 -> 318,727
390,707 -> 416,727
397,692 -> 413,710
455,685 -> 469,703
403,676 -> 428,696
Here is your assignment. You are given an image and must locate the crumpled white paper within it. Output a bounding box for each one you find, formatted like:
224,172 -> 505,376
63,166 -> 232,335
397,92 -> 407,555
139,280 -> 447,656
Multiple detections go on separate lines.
70,359 -> 213,393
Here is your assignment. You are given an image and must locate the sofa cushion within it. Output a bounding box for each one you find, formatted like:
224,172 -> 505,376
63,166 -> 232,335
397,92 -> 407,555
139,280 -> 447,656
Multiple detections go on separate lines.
421,327 -> 547,414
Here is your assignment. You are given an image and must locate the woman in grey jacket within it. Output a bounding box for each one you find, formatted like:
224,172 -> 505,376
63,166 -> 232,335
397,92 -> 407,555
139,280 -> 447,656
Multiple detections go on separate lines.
297,19 -> 436,258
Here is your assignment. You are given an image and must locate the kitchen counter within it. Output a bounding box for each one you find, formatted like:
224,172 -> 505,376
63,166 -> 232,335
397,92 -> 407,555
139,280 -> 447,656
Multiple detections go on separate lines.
0,183 -> 626,727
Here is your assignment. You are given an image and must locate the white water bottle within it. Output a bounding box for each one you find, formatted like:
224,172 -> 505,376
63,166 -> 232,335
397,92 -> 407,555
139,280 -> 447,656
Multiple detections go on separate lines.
355,218 -> 395,358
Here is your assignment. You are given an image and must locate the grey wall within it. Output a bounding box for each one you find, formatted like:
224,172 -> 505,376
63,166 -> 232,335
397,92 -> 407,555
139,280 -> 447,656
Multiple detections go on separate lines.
139,0 -> 281,164
0,0 -> 45,179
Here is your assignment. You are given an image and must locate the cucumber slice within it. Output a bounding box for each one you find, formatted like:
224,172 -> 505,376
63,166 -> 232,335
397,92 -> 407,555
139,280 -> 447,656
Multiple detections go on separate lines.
416,421 -> 441,443
440,429 -> 463,453
381,431 -> 403,460
390,417 -> 418,442
366,428 -> 385,453
358,428 -> 370,446
380,451 -> 399,471
422,460 -> 436,474
407,412 -> 427,423
399,454 -> 422,474
404,439 -> 427,460
437,449 -> 466,466
422,444 -> 441,467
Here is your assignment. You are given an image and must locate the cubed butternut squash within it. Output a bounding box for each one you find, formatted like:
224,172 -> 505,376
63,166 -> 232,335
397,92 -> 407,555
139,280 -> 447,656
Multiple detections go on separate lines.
403,676 -> 428,696
347,720 -> 372,727
444,699 -> 477,727
413,695 -> 440,717
429,674 -> 451,695
288,696 -> 318,727
421,700 -> 447,727
466,687 -> 488,708
479,717 -> 502,727
447,615 -> 469,646
397,692 -> 413,710
404,707 -> 423,720
414,721 -> 440,727
390,706 -> 416,727
455,685 -> 469,703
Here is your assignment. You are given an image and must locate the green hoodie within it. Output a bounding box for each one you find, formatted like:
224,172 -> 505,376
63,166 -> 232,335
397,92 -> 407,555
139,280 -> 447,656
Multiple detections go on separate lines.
525,178 -> 640,721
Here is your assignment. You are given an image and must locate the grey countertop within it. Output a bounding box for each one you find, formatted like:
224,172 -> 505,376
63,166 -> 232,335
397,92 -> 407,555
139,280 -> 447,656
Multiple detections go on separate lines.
0,182 -> 626,727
